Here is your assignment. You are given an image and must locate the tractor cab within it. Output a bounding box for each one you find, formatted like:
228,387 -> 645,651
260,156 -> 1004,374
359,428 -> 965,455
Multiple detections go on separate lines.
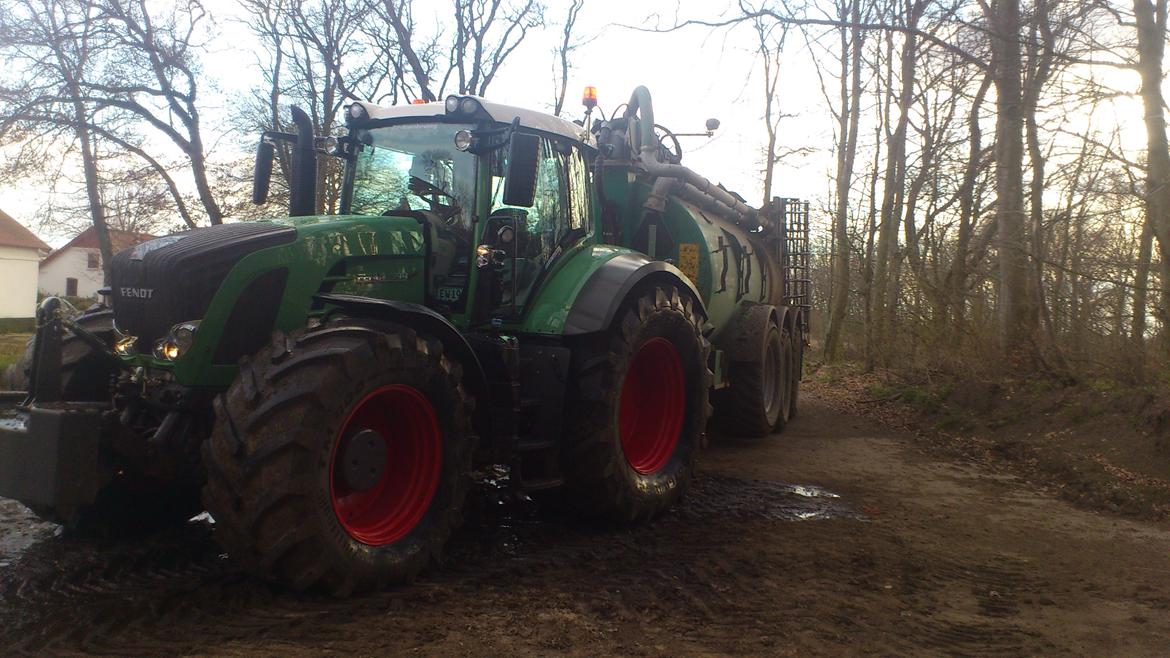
254,95 -> 596,329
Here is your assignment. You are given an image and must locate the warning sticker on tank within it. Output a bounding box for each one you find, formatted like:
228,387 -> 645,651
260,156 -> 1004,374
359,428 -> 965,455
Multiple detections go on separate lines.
678,243 -> 700,285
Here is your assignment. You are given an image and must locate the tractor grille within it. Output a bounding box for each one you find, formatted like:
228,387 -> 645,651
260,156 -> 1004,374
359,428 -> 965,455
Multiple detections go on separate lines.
109,222 -> 296,350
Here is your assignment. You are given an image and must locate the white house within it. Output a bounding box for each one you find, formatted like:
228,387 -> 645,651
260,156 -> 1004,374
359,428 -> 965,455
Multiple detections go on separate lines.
39,227 -> 156,298
0,209 -> 50,320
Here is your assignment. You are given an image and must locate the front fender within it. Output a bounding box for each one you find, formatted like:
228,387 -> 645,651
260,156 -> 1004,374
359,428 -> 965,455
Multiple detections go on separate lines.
314,293 -> 488,407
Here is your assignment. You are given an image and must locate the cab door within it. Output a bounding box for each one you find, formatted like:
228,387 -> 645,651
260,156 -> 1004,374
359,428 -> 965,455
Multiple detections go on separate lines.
475,136 -> 590,322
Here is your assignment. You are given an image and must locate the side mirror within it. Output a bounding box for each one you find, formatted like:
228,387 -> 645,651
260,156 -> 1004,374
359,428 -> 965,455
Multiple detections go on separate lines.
252,140 -> 274,204
503,132 -> 540,208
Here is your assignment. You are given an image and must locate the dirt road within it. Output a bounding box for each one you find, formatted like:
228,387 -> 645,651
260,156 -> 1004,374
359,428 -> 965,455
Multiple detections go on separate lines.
1,390 -> 1168,656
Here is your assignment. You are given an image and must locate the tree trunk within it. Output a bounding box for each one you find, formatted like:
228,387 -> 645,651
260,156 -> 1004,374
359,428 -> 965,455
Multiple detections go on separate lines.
71,99 -> 114,283
988,0 -> 1037,368
950,75 -> 992,342
1134,0 -> 1170,357
1130,214 -> 1154,375
870,5 -> 919,367
824,1 -> 864,363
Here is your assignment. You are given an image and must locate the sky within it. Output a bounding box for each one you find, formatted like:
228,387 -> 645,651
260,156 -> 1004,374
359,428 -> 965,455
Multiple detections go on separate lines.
0,0 -> 834,246
0,0 -> 1153,247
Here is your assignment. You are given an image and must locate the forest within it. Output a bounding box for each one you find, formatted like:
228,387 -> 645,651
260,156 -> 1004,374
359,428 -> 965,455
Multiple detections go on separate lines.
1,0 -> 1168,384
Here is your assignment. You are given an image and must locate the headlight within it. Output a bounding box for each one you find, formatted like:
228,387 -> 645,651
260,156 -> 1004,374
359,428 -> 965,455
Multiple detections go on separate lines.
458,97 -> 479,115
454,129 -> 474,151
154,320 -> 200,361
444,95 -> 460,113
114,334 -> 137,356
113,324 -> 138,356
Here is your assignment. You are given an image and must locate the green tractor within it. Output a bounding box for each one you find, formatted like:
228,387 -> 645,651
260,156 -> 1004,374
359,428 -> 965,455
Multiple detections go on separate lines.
0,86 -> 809,594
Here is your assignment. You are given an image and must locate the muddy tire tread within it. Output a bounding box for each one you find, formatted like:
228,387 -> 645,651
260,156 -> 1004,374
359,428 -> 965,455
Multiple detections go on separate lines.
564,284 -> 711,522
202,321 -> 473,595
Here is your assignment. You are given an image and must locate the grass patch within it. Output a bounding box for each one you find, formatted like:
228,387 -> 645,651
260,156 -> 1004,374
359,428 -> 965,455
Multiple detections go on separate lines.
902,386 -> 946,414
0,318 -> 34,333
0,333 -> 31,372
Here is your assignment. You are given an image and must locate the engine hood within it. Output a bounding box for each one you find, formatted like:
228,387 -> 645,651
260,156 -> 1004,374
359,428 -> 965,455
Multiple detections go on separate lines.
109,215 -> 429,373
110,222 -> 297,350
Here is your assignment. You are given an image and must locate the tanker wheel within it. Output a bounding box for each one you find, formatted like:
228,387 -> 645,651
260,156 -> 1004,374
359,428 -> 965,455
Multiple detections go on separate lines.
7,308 -> 199,534
715,320 -> 791,437
788,328 -> 803,420
563,284 -> 711,521
202,320 -> 474,595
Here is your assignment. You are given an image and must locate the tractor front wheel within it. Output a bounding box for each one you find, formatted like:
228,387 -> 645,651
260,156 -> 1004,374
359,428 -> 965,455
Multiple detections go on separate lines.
202,320 -> 474,595
563,284 -> 711,521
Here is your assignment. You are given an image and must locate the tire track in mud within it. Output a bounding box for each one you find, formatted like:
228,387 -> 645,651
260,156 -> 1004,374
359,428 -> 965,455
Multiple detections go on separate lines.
0,472 -> 856,655
880,548 -> 1056,656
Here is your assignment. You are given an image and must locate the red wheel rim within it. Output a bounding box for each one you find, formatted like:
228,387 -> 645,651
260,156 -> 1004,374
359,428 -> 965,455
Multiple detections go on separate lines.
619,337 -> 686,474
329,385 -> 442,545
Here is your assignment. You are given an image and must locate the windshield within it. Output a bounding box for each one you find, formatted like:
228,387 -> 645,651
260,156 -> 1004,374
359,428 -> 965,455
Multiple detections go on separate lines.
348,122 -> 477,232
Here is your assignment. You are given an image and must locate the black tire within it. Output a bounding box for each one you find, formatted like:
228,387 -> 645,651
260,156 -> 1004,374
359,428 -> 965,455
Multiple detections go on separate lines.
789,326 -> 803,420
563,284 -> 711,522
715,320 -> 791,437
202,320 -> 474,595
3,308 -> 116,399
6,308 -> 199,534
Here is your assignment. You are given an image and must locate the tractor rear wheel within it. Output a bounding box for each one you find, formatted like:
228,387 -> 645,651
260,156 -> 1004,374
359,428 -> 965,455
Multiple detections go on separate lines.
563,284 -> 710,521
202,320 -> 474,595
715,320 -> 791,437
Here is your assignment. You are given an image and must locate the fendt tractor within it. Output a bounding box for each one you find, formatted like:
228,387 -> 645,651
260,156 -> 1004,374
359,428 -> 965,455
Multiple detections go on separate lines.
0,86 -> 809,594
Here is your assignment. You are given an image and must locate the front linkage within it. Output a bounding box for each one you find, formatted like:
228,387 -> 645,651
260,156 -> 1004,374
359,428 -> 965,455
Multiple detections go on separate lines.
0,298 -> 112,521
0,297 -> 203,531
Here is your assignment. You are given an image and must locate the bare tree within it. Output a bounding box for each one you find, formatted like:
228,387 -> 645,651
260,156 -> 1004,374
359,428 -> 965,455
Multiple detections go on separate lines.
822,0 -> 867,363
87,0 -> 223,224
0,0 -> 117,276
552,0 -> 584,117
1132,0 -> 1170,356
240,0 -> 385,213
374,0 -> 545,101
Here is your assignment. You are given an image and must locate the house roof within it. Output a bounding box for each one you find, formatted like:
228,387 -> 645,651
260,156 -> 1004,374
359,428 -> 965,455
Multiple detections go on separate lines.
40,226 -> 157,268
0,208 -> 50,251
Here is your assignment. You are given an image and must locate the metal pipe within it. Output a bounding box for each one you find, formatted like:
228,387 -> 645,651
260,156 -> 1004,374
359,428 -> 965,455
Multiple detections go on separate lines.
622,86 -> 658,155
624,86 -> 770,232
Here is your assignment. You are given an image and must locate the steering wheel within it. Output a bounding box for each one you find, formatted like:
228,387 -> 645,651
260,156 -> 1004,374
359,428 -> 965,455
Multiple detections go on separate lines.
407,176 -> 462,225
654,124 -> 683,164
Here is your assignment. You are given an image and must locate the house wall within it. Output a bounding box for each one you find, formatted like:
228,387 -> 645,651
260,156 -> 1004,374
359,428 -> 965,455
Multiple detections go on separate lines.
0,244 -> 41,319
39,247 -> 105,298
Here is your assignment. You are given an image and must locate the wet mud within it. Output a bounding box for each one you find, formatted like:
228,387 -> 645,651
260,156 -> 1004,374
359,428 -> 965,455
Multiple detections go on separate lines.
0,394 -> 1167,656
